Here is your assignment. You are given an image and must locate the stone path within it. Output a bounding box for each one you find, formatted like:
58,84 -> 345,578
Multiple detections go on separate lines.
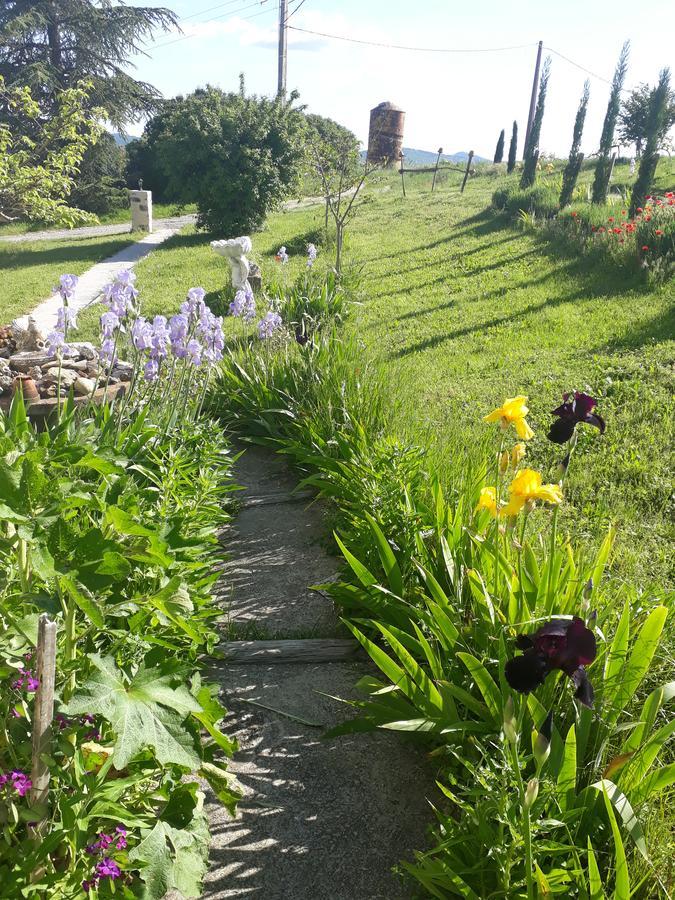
204,446 -> 432,899
15,224 -> 187,334
0,214 -> 196,244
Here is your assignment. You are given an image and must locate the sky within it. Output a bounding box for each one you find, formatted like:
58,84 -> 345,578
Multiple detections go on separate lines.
125,0 -> 675,158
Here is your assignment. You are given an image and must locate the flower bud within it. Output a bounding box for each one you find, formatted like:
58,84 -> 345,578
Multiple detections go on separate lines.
524,777 -> 539,809
499,450 -> 509,475
511,442 -> 526,467
533,730 -> 550,772
503,696 -> 517,745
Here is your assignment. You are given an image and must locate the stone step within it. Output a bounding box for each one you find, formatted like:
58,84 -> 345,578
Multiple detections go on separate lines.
217,638 -> 360,664
239,490 -> 314,510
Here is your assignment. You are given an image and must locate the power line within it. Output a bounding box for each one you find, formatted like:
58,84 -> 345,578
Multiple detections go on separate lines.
151,1 -> 274,51
286,25 -> 537,53
286,0 -> 309,20
179,0 -> 256,23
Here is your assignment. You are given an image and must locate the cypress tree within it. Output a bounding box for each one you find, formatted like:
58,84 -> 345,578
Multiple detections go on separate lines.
560,80 -> 590,208
507,121 -> 518,173
493,129 -> 505,163
520,57 -> 551,188
592,41 -> 630,204
630,67 -> 672,216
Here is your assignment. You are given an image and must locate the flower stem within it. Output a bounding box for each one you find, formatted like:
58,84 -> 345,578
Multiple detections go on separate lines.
511,737 -> 535,900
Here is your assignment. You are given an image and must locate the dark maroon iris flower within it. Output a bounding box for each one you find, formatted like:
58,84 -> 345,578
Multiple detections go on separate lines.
547,392 -> 605,444
505,617 -> 597,707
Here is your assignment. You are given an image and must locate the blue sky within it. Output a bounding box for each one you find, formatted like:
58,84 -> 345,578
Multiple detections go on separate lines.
127,0 -> 675,157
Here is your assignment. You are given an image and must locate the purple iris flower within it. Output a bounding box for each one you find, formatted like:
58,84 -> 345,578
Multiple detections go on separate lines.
258,311 -> 283,340
150,316 -> 170,359
505,617 -> 597,707
144,358 -> 159,382
131,316 -> 153,351
187,338 -> 202,366
46,329 -> 73,357
307,243 -> 317,268
56,306 -> 78,330
100,311 -> 119,338
100,338 -> 117,365
548,392 -> 605,444
115,269 -> 136,287
243,288 -> 256,323
229,289 -> 246,317
56,274 -> 78,301
169,313 -> 189,358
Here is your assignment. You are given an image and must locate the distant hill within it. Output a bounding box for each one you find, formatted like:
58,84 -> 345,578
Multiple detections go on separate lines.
360,147 -> 489,165
111,132 -> 134,147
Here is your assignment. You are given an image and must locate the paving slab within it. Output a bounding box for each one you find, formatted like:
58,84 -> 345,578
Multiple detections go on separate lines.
203,661 -> 432,900
215,446 -> 339,637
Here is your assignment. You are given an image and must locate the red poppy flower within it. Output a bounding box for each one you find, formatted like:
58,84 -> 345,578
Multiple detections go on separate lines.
655,229 -> 664,236
608,217 -> 614,222
642,245 -> 649,251
637,207 -> 643,213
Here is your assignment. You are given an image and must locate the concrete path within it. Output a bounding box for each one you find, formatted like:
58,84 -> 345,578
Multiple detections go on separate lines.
0,214 -> 196,244
204,446 -> 432,900
15,225 -> 186,334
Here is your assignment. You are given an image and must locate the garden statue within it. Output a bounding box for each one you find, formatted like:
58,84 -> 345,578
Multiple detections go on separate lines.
210,236 -> 255,291
11,316 -> 46,352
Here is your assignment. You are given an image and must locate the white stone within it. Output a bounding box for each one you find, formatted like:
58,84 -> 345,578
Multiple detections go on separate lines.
74,376 -> 96,396
210,236 -> 253,290
130,189 -> 153,233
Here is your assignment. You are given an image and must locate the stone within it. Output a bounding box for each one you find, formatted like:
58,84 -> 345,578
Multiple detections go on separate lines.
11,316 -> 46,352
249,262 -> 262,293
0,374 -> 12,394
45,367 -> 77,386
9,351 -> 56,372
130,189 -> 153,232
74,376 -> 96,396
69,342 -> 98,361
60,358 -> 89,371
27,366 -> 43,381
210,236 -> 253,291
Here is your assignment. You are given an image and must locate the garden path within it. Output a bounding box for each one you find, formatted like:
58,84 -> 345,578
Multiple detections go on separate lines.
14,224 -> 187,333
203,445 -> 432,900
0,214 -> 196,243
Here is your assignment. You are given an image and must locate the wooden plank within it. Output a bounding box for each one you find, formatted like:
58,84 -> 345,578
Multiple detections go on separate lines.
240,490 -> 314,510
217,638 -> 361,664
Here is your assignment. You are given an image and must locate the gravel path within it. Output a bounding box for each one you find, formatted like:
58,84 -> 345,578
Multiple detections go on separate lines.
204,446 -> 432,899
0,215 -> 197,244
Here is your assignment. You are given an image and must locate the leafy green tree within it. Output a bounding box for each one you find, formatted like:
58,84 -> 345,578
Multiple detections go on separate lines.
560,80 -> 590,208
592,40 -> 630,203
0,76 -> 101,225
125,97 -> 183,200
630,68 -> 672,216
493,129 -> 505,164
520,57 -> 551,188
0,0 -> 177,128
152,85 -> 308,234
619,81 -> 675,155
507,121 -> 518,173
70,131 -> 127,214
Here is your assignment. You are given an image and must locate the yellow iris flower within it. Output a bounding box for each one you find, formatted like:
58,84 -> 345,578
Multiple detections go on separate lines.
502,468 -> 563,517
484,396 -> 535,440
476,486 -> 499,517
511,442 -> 527,466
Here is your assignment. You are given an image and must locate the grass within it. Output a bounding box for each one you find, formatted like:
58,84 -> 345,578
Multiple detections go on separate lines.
8,161 -> 674,592
0,233 -> 138,323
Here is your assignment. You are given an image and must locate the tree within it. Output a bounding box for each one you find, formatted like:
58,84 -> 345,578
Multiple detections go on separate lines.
124,97 -> 183,200
493,129 -> 505,164
560,80 -> 590,208
630,68 -> 672,216
0,1 -> 177,128
592,40 -> 630,204
151,85 -> 308,235
619,82 -> 675,155
69,131 -> 127,214
507,121 -> 518,173
520,57 -> 551,188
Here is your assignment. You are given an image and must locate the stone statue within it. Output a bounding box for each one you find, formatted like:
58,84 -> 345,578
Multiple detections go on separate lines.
210,236 -> 253,291
11,316 -> 46,352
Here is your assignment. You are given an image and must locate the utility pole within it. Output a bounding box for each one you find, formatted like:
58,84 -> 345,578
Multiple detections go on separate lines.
524,40 -> 543,157
277,0 -> 288,97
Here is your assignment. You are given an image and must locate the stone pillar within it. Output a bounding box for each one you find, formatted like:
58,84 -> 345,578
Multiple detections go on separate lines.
129,190 -> 153,232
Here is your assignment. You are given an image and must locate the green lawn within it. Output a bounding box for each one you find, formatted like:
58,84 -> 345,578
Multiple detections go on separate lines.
17,162 -> 674,592
0,201 -> 197,236
0,233 -> 138,324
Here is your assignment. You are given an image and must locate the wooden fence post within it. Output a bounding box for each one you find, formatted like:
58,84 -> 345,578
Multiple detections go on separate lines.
399,151 -> 406,198
431,147 -> 443,192
461,150 -> 474,193
30,615 -> 57,814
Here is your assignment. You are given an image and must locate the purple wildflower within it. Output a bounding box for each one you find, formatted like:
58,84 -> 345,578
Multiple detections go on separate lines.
229,289 -> 246,318
187,338 -> 202,367
307,243 -> 317,268
99,338 -> 117,366
56,274 -> 78,301
56,306 -> 78,330
96,858 -> 121,880
100,311 -> 119,338
258,311 -> 283,340
131,316 -> 153,351
46,329 -> 73,357
144,358 -> 159,382
11,771 -> 32,797
0,773 -> 8,787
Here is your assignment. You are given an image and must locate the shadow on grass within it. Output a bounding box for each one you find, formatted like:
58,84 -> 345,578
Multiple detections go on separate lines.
592,301 -> 675,353
0,236 -> 137,270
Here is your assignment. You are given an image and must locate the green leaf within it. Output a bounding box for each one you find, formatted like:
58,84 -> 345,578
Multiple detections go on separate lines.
456,652 -> 502,722
105,505 -> 154,536
374,622 -> 444,712
365,513 -> 403,596
334,532 -> 377,587
587,838 -> 604,900
609,606 -> 668,724
62,655 -> 201,769
603,600 -> 630,704
59,574 -> 105,629
621,681 -> 675,755
96,551 -> 132,578
199,761 -> 240,816
601,782 -> 630,900
629,763 -> 675,806
557,724 -> 577,811
592,779 -> 647,860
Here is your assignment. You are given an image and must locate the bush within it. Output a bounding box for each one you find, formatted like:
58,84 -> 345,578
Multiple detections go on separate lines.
149,85 -> 308,235
69,131 -> 127,215
491,184 -> 560,219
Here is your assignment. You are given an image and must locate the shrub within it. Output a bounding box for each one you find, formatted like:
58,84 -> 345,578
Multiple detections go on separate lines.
150,85 -> 308,235
69,130 -> 127,215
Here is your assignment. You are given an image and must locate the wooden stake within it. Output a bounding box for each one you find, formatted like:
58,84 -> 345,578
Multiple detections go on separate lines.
399,151 -> 406,197
30,615 -> 57,812
431,147 -> 443,192
461,150 -> 474,193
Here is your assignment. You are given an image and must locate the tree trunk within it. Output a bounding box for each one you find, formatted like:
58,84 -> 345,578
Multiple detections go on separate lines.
335,223 -> 343,275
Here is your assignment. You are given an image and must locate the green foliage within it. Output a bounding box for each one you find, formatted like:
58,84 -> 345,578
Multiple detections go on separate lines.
124,97 -> 185,200
630,69 -> 673,216
0,76 -> 101,226
507,120 -> 518,173
560,81 -> 590,208
521,57 -> 551,189
150,85 -> 308,235
619,81 -> 675,155
70,131 -> 127,215
0,0 -> 178,129
493,128 -> 505,164
592,41 -> 630,204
